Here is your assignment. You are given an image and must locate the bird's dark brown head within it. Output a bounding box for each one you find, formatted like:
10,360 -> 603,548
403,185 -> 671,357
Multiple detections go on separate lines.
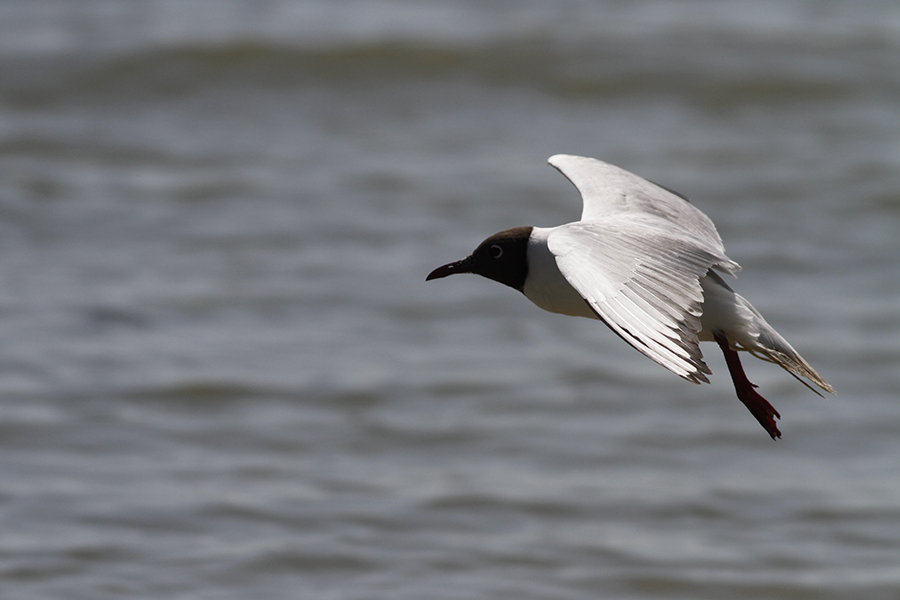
426,226 -> 533,291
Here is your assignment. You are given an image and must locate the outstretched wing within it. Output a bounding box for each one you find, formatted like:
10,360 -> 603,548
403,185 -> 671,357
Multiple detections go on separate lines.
546,154 -> 739,383
548,154 -> 730,256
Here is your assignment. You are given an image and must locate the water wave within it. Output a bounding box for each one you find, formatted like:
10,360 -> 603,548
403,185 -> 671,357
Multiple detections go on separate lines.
4,33 -> 892,110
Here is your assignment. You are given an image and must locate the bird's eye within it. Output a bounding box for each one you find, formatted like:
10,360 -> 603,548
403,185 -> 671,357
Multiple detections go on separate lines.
489,244 -> 503,259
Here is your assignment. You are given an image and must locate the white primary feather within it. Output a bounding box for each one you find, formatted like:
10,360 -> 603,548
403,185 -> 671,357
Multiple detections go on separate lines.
547,222 -> 725,383
544,155 -> 739,384
541,154 -> 831,395
548,154 -> 733,257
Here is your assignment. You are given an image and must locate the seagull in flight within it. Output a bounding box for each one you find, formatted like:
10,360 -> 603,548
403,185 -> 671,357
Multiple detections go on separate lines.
427,155 -> 833,438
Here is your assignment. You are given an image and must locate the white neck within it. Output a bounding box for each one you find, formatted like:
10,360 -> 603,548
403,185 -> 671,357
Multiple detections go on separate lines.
523,227 -> 598,319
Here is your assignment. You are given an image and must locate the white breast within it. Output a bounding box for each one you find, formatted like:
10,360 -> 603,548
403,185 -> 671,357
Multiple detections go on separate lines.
523,227 -> 598,319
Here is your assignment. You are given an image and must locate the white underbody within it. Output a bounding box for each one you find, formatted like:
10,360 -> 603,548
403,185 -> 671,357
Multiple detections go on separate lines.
514,156 -> 830,392
523,228 -> 597,319
523,226 -> 792,371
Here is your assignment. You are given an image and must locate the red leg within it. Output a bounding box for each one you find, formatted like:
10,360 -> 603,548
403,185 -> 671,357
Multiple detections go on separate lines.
714,332 -> 781,439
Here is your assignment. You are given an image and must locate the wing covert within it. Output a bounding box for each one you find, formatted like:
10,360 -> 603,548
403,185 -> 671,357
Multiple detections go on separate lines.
547,221 -> 731,383
548,154 -> 734,265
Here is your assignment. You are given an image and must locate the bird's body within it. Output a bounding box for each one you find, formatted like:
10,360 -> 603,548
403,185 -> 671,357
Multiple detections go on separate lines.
427,155 -> 833,438
523,227 -> 597,319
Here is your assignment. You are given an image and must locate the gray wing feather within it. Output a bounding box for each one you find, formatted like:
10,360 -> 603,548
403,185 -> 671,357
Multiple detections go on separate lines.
546,154 -> 740,383
549,222 -> 726,382
548,154 -> 736,268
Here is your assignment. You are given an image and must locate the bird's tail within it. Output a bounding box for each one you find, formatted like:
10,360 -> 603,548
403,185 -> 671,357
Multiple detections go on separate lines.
701,270 -> 834,396
731,293 -> 835,396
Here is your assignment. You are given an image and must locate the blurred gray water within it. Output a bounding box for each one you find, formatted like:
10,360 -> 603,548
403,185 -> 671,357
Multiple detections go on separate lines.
0,1 -> 899,599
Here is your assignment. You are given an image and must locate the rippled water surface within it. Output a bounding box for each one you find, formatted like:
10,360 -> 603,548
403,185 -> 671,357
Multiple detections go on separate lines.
1,1 -> 899,598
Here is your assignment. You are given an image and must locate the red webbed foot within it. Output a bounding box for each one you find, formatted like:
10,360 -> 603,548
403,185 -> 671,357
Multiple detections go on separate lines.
714,332 -> 781,439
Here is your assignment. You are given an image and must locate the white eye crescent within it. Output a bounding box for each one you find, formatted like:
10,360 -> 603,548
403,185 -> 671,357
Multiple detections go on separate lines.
489,245 -> 503,259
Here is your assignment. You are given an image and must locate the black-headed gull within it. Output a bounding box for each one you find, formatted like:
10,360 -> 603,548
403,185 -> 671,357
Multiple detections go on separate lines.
427,154 -> 833,438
